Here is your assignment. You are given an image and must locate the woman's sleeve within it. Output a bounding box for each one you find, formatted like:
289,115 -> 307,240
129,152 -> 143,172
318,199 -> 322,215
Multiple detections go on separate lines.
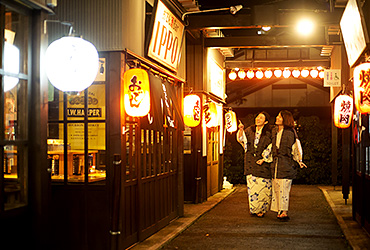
292,138 -> 303,162
262,143 -> 273,163
237,130 -> 248,152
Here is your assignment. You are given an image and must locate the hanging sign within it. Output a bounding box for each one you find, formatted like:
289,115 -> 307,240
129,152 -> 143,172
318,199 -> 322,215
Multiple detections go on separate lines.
148,0 -> 185,72
184,94 -> 201,127
204,102 -> 217,128
333,94 -> 353,128
354,63 -> 370,114
225,110 -> 237,133
123,68 -> 151,117
323,69 -> 341,87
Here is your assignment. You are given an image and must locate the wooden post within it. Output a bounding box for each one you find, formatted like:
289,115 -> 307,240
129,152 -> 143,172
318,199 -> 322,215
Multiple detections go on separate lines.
331,102 -> 338,187
342,127 -> 350,203
110,154 -> 122,250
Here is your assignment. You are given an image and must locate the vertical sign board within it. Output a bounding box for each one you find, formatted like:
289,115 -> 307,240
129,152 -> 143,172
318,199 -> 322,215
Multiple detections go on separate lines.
148,0 -> 185,72
340,0 -> 368,67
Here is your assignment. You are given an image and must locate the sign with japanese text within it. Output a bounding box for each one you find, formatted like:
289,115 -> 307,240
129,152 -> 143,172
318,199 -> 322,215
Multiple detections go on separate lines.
203,102 -> 217,128
354,63 -> 370,113
323,69 -> 341,87
225,110 -> 237,133
334,94 -> 353,128
148,0 -> 184,72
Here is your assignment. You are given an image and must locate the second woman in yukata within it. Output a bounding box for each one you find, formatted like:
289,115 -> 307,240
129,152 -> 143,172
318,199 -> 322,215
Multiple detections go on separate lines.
237,111 -> 273,218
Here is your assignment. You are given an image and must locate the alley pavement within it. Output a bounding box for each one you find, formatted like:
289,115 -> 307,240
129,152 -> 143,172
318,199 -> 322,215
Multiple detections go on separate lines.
130,185 -> 370,250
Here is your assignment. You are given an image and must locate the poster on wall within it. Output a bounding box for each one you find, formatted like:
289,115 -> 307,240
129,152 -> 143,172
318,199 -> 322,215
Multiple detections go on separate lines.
147,0 -> 185,72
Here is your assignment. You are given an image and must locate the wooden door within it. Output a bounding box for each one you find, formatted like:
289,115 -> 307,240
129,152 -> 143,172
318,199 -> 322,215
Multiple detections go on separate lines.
207,127 -> 219,197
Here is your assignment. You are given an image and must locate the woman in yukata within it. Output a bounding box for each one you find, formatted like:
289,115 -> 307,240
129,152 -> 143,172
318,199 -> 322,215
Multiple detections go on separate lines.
270,110 -> 307,221
237,111 -> 273,218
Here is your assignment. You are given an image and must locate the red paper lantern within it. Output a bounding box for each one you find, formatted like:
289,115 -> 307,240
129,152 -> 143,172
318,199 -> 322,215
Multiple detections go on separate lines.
354,63 -> 370,114
184,94 -> 201,127
334,94 -> 353,128
123,68 -> 151,117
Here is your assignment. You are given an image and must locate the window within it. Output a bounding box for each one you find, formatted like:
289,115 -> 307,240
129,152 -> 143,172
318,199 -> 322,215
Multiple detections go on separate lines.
0,4 -> 30,211
47,82 -> 106,183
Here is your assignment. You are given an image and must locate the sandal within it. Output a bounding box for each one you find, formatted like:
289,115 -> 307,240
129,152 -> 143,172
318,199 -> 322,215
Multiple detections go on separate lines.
257,212 -> 265,218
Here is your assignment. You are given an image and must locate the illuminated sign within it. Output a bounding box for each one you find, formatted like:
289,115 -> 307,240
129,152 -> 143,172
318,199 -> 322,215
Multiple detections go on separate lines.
354,63 -> 370,113
148,0 -> 184,72
340,0 -> 368,67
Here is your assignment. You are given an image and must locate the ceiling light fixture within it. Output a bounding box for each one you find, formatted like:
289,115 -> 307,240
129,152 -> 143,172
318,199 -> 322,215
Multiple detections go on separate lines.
182,5 -> 243,21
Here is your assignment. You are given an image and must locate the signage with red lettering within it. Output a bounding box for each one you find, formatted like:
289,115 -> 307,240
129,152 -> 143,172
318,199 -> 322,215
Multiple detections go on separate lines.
148,0 -> 184,72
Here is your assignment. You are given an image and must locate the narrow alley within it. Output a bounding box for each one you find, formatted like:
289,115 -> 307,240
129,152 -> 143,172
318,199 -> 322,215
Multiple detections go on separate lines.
163,185 -> 350,249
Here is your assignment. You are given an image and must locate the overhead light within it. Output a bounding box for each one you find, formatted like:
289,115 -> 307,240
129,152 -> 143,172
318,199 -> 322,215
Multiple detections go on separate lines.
238,70 -> 246,79
283,69 -> 291,78
310,69 -> 319,78
292,70 -> 300,78
256,70 -> 264,79
228,71 -> 237,80
230,5 -> 243,15
301,69 -> 309,78
319,71 -> 325,79
247,70 -> 254,79
274,69 -> 282,78
261,26 -> 271,32
265,70 -> 273,79
296,18 -> 315,36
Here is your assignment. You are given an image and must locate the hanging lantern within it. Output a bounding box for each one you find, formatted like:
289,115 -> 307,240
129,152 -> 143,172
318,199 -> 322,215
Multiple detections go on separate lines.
225,110 -> 237,133
183,94 -> 201,127
204,102 -> 217,128
256,70 -> 264,79
238,70 -> 246,79
4,42 -> 20,92
45,36 -> 99,92
334,94 -> 353,128
247,70 -> 254,79
301,69 -> 309,78
292,69 -> 300,78
123,68 -> 151,117
274,69 -> 282,78
354,63 -> 370,114
228,71 -> 237,80
283,69 -> 291,78
264,70 -> 273,79
310,69 -> 319,78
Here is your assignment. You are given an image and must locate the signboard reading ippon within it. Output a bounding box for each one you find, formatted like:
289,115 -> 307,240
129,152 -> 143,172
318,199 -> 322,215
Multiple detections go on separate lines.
148,0 -> 184,72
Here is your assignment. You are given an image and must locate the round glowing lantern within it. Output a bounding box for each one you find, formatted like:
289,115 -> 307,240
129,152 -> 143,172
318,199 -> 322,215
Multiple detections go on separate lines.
274,69 -> 282,78
228,71 -> 237,80
183,94 -> 201,127
238,70 -> 246,79
204,102 -> 217,128
4,42 -> 20,92
247,70 -> 254,79
256,70 -> 264,79
319,71 -> 325,79
292,69 -> 300,78
354,63 -> 370,114
225,110 -> 237,133
123,68 -> 151,117
45,36 -> 99,92
283,69 -> 291,78
310,69 -> 319,78
301,69 -> 309,78
264,70 -> 273,79
334,94 -> 353,128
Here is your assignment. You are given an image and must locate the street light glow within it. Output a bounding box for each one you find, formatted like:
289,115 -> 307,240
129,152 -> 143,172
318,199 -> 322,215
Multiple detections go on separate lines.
296,19 -> 315,36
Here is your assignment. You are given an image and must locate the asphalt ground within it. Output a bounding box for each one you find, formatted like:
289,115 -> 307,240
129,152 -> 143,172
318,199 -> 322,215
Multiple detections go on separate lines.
162,185 -> 351,250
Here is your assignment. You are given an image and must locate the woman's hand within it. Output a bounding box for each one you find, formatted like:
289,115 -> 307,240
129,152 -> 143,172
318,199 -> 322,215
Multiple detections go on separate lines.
256,159 -> 264,165
299,161 -> 307,168
238,120 -> 244,130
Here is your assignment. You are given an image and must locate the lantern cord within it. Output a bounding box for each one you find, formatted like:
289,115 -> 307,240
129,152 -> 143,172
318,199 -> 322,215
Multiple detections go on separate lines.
43,19 -> 74,35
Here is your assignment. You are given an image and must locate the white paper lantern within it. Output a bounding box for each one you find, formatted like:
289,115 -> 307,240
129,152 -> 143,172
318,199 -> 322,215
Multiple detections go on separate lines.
45,36 -> 99,92
4,42 -> 20,92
